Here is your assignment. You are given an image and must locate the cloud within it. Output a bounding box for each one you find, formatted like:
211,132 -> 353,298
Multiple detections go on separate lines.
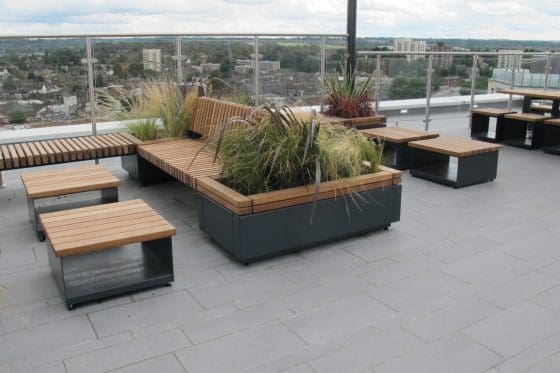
0,0 -> 557,41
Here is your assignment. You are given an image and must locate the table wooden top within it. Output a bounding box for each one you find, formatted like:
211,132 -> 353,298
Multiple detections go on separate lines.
471,108 -> 516,117
545,118 -> 560,126
498,89 -> 560,101
21,164 -> 121,199
40,199 -> 176,257
409,136 -> 502,157
360,127 -> 439,143
504,113 -> 547,122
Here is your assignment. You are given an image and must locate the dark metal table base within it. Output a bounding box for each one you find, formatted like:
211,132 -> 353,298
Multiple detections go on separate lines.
503,119 -> 544,149
543,125 -> 560,155
28,187 -> 118,241
471,114 -> 505,143
382,142 -> 411,170
410,148 -> 499,188
48,237 -> 174,310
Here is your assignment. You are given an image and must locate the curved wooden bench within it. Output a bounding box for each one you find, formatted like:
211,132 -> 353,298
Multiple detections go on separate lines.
125,97 -> 254,188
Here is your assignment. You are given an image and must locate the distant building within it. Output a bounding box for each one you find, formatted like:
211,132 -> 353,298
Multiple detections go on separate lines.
142,49 -> 162,72
63,95 -> 78,108
0,69 -> 10,80
497,50 -> 523,70
235,59 -> 281,73
200,63 -> 221,73
429,42 -> 453,69
394,38 -> 426,61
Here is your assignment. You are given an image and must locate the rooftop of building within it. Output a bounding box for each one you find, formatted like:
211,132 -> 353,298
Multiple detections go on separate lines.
1,109 -> 560,372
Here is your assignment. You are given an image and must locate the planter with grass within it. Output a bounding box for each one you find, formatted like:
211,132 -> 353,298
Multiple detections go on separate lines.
97,79 -> 199,184
321,67 -> 386,129
196,107 -> 402,263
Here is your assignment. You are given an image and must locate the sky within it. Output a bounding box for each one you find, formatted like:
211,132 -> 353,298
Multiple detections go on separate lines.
0,0 -> 558,40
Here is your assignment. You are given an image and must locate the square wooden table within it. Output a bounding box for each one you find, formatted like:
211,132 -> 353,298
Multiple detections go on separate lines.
40,199 -> 176,310
21,164 -> 120,241
409,136 -> 502,188
360,127 -> 439,170
470,108 -> 516,143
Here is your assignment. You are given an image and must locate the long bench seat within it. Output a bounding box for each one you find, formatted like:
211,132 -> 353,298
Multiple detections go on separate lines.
0,133 -> 141,171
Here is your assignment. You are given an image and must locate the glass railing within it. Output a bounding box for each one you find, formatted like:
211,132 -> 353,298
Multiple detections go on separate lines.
1,32 -> 560,140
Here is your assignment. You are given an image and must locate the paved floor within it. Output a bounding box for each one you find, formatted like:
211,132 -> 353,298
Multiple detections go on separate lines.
2,117 -> 560,372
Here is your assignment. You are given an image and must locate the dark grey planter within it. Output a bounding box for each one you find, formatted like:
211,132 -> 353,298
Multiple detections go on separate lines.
121,154 -> 173,186
198,184 -> 402,263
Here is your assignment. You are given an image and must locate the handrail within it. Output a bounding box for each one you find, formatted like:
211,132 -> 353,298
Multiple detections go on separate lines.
0,33 -> 347,39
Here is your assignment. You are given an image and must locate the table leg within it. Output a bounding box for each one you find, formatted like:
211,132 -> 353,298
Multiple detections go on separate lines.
523,96 -> 532,113
27,196 -> 44,241
101,187 -> 119,203
552,100 -> 559,118
0,171 -> 5,188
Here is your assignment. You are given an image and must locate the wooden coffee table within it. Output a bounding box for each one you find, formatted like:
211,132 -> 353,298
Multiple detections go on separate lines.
40,199 -> 176,310
21,164 -> 120,241
361,127 -> 439,170
408,136 -> 502,188
470,108 -> 516,143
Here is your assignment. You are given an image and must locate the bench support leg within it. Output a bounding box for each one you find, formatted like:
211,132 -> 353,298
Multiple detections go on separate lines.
0,171 -> 5,188
27,197 -> 45,241
101,187 -> 119,203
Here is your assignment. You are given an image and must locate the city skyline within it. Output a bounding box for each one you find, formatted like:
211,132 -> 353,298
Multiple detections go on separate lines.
0,0 -> 557,41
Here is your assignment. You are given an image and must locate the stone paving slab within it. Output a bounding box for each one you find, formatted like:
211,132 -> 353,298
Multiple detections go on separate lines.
1,122 -> 560,371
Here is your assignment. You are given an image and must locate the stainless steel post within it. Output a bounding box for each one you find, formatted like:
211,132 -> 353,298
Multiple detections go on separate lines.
0,172 -> 5,188
469,55 -> 478,129
544,52 -> 551,91
254,36 -> 261,106
320,36 -> 326,112
508,55 -> 516,110
85,36 -> 99,164
176,35 -> 183,83
424,55 -> 433,131
375,54 -> 381,114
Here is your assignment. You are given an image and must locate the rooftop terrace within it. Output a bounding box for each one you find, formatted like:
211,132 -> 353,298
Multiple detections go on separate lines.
1,112 -> 560,372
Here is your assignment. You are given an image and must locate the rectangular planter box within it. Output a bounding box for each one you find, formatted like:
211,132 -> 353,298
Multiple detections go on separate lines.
319,114 -> 387,129
197,168 -> 402,263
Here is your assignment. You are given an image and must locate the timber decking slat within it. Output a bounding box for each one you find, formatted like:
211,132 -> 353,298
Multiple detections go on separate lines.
1,145 -> 12,169
360,127 -> 439,143
409,136 -> 502,157
471,108 -> 516,116
545,118 -> 560,126
13,143 -> 27,167
40,199 -> 175,257
7,145 -> 20,168
504,113 -> 547,122
26,142 -> 42,165
21,164 -> 103,179
19,142 -> 35,166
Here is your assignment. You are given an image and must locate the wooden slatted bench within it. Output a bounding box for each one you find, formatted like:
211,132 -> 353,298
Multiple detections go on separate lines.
0,133 -> 141,172
122,97 -> 253,188
360,127 -> 439,170
409,136 -> 502,188
21,164 -> 120,241
543,118 -> 560,155
40,199 -> 176,310
503,113 -> 547,149
470,108 -> 516,143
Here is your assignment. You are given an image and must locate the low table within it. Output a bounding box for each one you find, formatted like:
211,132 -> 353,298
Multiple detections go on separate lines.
543,118 -> 560,155
470,108 -> 516,142
409,136 -> 502,188
40,199 -> 176,310
361,127 -> 439,170
503,113 -> 547,149
21,164 -> 120,241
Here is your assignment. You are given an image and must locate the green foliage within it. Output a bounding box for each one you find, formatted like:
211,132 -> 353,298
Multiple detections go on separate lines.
96,78 -> 198,139
213,106 -> 383,196
127,62 -> 144,77
2,76 -> 16,90
126,119 -> 158,141
388,76 -> 426,99
9,110 -> 27,124
43,48 -> 82,66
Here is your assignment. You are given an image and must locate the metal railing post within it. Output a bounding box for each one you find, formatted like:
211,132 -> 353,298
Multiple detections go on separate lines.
508,55 -> 516,110
469,55 -> 478,129
0,172 -> 5,188
375,54 -> 381,114
544,52 -> 551,91
320,36 -> 326,112
175,35 -> 183,83
254,35 -> 261,106
424,55 -> 433,131
85,36 -> 97,137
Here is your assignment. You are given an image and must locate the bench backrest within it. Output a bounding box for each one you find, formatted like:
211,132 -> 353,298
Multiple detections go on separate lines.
190,97 -> 254,139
